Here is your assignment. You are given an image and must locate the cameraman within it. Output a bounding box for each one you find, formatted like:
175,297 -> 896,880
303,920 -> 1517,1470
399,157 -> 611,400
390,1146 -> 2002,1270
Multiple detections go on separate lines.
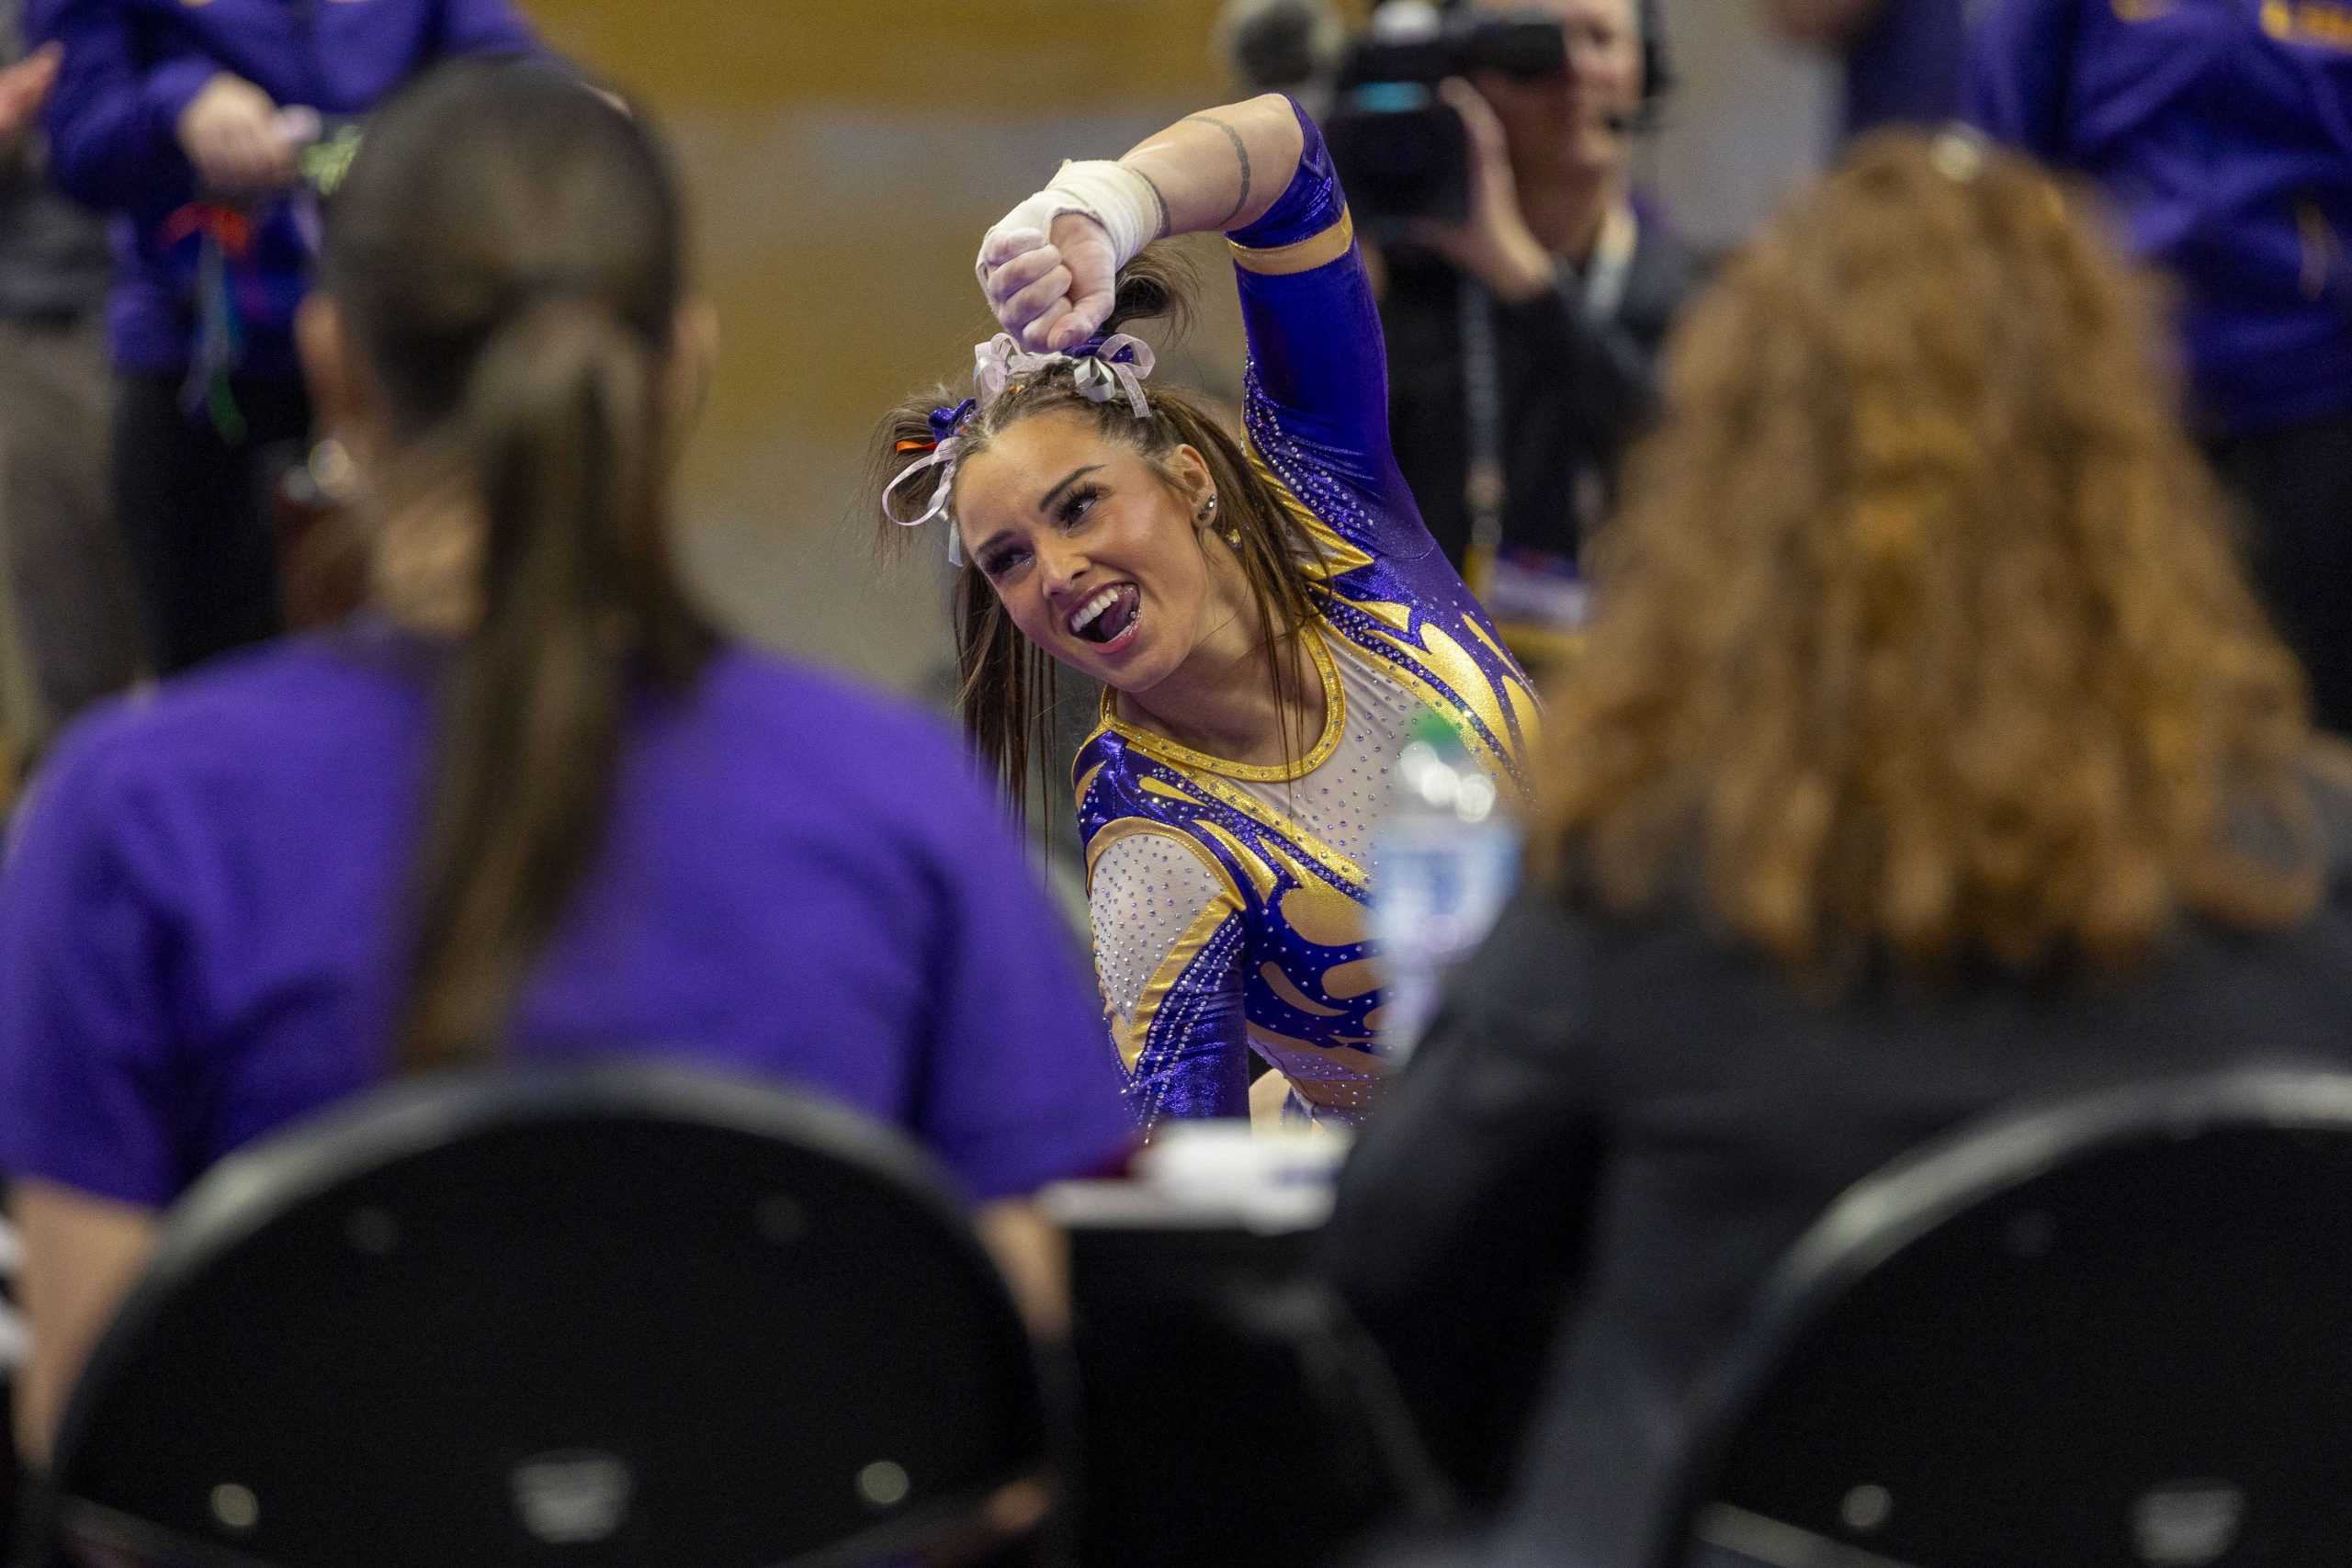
1374,0 -> 1696,670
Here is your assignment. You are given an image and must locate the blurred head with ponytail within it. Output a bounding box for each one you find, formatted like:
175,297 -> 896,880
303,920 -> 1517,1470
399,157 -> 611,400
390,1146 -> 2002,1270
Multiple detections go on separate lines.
874,250 -> 1325,818
299,57 -> 718,1070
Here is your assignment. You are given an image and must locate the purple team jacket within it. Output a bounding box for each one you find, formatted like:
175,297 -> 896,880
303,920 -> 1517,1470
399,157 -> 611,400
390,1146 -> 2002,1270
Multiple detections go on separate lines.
28,0 -> 541,378
1967,0 -> 2352,436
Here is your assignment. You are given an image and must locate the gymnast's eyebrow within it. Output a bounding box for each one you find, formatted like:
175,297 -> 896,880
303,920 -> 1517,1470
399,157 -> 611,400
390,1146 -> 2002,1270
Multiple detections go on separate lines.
1037,465 -> 1103,515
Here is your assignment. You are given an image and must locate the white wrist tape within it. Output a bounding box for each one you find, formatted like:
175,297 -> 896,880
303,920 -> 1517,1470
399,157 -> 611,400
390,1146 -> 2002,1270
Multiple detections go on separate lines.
974,158 -> 1161,283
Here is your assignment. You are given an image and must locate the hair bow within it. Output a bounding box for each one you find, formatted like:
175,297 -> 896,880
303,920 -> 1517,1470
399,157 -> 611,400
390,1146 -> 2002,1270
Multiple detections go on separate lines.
885,333 -> 1159,562
882,397 -> 977,563
969,331 -> 1157,417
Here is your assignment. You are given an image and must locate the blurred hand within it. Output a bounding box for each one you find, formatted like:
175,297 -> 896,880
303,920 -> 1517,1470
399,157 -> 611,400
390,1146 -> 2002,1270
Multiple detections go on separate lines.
177,73 -> 297,197
0,43 -> 62,143
978,209 -> 1119,354
1410,79 -> 1556,305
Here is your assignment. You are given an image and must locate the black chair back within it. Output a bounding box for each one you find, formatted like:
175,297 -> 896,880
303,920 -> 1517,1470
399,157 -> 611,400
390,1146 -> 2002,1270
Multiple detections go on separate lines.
33,1062 -> 1054,1568
1654,1070 -> 2352,1568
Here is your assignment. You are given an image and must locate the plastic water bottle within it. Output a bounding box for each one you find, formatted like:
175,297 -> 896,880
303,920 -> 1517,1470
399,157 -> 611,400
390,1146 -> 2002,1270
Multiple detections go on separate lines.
1368,711 -> 1521,1062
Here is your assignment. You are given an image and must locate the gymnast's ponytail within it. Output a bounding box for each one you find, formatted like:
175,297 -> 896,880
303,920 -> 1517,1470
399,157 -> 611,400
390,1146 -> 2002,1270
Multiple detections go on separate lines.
321,59 -> 715,1071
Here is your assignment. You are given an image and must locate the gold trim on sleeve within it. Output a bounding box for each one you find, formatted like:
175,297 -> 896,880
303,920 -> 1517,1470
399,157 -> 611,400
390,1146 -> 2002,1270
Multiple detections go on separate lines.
1115,897 -> 1243,1076
1230,208 -> 1357,276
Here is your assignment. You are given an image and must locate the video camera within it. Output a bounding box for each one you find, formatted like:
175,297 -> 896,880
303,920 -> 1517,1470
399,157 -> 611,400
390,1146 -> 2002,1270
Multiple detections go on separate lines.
1324,2 -> 1569,231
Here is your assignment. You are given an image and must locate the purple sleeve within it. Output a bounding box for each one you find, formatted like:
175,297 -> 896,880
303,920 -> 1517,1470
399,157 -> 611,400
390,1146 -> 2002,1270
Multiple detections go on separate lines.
1227,97 -> 1430,552
429,0 -> 543,61
1963,0 -> 2082,164
1225,96 -> 1346,252
28,0 -> 205,210
1123,916 -> 1251,1122
915,773 -> 1137,1201
0,728 -> 190,1208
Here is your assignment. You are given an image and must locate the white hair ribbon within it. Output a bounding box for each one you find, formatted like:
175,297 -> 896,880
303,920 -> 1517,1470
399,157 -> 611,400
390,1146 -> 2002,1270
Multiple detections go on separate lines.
886,333 -> 1159,562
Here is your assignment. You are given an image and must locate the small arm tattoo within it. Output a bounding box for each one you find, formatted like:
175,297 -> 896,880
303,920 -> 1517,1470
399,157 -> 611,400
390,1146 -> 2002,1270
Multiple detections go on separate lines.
1183,114 -> 1252,230
1131,164 -> 1172,241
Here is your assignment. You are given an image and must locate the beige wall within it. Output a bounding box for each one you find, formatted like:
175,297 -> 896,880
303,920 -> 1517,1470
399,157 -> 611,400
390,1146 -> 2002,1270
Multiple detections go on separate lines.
1644,0 -> 1835,253
526,2 -> 1241,694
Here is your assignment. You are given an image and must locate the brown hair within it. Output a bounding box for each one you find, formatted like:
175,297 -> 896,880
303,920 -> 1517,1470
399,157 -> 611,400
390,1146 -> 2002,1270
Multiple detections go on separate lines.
1540,130 -> 2320,976
871,250 -> 1326,818
322,60 -> 717,1069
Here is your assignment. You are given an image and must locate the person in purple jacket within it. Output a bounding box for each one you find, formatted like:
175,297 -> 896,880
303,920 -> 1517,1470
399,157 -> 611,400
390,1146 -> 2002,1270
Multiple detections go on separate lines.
1968,0 -> 2352,733
28,0 -> 544,680
1758,0 -> 1969,140
0,59 -> 1137,1464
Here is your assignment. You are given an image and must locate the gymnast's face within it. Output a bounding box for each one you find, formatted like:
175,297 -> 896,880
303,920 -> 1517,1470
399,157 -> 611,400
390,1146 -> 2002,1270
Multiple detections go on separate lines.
955,411 -> 1231,696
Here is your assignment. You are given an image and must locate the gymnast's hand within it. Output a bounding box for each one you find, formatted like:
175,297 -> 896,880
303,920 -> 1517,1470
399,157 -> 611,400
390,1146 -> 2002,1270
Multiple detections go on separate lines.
975,98 -> 1303,352
978,209 -> 1120,355
177,73 -> 299,197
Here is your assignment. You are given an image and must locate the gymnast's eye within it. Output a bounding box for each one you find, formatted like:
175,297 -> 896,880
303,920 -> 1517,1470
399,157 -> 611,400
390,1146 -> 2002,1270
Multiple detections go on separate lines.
1057,484 -> 1102,528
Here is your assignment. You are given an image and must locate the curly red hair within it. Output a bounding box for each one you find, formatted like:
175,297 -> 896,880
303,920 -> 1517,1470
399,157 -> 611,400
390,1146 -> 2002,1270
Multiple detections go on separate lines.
1538,131 -> 2322,975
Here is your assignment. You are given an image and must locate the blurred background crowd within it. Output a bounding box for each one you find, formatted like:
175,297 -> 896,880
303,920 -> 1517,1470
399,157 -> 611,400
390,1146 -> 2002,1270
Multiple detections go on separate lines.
0,0 -> 1930,766
1,1 -> 2350,1566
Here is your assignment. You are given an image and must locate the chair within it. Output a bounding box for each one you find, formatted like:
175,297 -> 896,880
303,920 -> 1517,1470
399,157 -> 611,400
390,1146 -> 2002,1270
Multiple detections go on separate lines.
28,1061 -> 1059,1568
1651,1069 -> 2352,1568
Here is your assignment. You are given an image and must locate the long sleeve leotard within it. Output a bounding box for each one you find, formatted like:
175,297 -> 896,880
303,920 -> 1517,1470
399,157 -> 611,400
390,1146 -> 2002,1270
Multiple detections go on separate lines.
1079,102 -> 1542,1127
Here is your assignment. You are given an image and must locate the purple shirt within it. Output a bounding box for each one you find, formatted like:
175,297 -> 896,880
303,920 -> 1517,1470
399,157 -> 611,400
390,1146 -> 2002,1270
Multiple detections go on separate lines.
28,0 -> 545,377
1967,0 -> 2352,434
0,628 -> 1136,1205
1842,0 -> 1966,137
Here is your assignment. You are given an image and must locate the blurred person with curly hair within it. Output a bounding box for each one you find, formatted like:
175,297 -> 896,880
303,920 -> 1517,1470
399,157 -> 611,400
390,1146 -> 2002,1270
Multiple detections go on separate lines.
1322,130 -> 2352,1538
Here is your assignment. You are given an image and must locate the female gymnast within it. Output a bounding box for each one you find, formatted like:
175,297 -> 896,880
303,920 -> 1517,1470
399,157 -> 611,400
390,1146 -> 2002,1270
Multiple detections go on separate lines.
878,94 -> 1540,1126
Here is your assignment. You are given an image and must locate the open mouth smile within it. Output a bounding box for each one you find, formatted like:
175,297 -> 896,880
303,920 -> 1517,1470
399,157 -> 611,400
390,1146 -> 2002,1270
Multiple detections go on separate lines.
1068,583 -> 1142,653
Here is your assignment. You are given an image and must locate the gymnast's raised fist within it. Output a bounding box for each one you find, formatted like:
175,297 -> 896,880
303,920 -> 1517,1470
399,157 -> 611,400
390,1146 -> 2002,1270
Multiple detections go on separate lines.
971,96 -> 1300,355
976,205 -> 1122,355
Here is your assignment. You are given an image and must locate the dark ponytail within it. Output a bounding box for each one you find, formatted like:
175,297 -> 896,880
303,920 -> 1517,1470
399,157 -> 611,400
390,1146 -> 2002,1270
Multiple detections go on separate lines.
324,61 -> 714,1071
399,299 -> 712,1067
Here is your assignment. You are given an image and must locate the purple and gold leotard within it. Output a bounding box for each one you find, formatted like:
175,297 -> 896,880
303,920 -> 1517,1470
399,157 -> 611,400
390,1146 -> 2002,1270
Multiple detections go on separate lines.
1078,103 -> 1541,1127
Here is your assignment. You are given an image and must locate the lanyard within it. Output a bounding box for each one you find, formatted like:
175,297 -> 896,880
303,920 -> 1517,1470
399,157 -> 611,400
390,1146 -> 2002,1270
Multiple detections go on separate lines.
1461,199 -> 1639,594
1581,199 -> 1639,322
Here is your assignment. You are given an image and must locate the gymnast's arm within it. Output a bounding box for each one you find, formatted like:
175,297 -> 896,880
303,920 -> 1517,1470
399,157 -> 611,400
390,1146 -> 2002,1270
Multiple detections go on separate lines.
1090,833 -> 1255,1126
978,92 -> 1304,354
979,95 -> 1419,547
